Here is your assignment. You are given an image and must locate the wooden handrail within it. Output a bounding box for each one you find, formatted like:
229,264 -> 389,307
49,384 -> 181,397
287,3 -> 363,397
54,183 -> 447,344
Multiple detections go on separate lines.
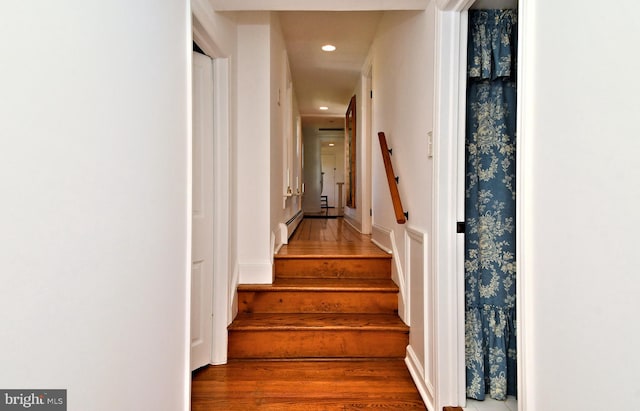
378,132 -> 407,224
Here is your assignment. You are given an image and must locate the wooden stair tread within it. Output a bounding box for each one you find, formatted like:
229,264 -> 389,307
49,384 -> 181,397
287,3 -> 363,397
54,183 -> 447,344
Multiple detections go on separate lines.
275,252 -> 391,259
229,313 -> 409,331
192,360 -> 427,410
237,278 -> 398,292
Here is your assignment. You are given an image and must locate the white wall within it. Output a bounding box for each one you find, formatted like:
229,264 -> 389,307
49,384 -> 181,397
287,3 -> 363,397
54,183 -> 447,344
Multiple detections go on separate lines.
519,1 -> 640,409
236,12 -> 302,282
371,9 -> 435,237
369,6 -> 437,408
236,12 -> 273,283
270,13 -> 303,248
0,2 -> 191,410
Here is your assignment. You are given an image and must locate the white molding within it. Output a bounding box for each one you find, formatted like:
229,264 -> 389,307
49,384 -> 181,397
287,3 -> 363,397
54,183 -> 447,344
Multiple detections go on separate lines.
390,228 -> 408,324
184,3 -> 194,407
192,0 -> 227,57
229,264 -> 239,325
406,345 -> 435,411
371,223 -> 393,253
437,0 -> 475,11
211,57 -> 232,365
371,224 -> 408,324
192,8 -> 233,367
275,224 -> 285,254
516,1 -> 530,409
360,58 -> 373,236
405,225 -> 424,244
454,8 -> 469,408
404,225 -> 426,344
283,209 -> 304,243
271,231 -> 277,262
432,6 -> 468,408
343,213 -> 363,234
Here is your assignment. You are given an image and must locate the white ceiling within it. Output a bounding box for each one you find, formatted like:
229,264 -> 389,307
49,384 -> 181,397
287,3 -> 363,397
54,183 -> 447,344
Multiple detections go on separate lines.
209,0 -> 428,11
208,0 -> 427,132
208,0 -> 516,132
278,11 -> 382,130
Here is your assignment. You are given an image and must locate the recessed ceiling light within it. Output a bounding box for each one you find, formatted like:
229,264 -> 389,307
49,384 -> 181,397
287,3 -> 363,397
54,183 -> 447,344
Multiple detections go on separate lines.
321,44 -> 336,52
329,143 -> 335,147
319,106 -> 329,110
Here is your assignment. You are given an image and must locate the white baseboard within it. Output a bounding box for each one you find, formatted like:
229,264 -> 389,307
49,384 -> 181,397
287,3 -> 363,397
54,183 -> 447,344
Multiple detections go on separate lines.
343,213 -> 362,233
372,223 -> 393,252
285,210 -> 303,241
406,345 -> 435,411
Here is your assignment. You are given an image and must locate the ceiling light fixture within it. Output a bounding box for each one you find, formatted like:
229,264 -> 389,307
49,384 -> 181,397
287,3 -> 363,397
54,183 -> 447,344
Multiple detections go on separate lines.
319,106 -> 329,110
321,44 -> 336,52
329,143 -> 335,147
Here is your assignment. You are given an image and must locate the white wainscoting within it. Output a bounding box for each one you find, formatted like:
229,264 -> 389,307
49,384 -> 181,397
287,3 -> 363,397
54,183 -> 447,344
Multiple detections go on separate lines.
372,224 -> 407,322
404,226 -> 436,410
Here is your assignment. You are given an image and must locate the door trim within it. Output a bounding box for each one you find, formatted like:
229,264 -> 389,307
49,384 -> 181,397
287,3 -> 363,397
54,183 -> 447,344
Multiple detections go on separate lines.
434,1 -> 525,409
192,8 -> 232,365
433,4 -> 469,408
211,57 -> 230,364
361,60 -> 373,235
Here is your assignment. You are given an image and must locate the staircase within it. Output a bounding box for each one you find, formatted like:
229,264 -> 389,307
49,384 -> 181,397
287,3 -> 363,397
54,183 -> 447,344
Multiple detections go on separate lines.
228,252 -> 409,360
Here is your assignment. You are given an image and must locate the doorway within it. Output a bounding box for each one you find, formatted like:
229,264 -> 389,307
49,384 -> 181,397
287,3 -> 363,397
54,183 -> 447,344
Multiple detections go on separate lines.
190,21 -> 233,368
321,153 -> 336,208
459,2 -> 519,410
319,137 -> 345,217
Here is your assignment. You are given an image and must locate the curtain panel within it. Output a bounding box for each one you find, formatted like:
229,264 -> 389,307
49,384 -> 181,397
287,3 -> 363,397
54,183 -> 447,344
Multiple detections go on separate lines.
465,9 -> 518,401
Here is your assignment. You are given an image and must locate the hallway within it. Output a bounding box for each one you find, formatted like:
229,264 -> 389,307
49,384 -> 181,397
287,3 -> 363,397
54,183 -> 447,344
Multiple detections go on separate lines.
191,218 -> 427,410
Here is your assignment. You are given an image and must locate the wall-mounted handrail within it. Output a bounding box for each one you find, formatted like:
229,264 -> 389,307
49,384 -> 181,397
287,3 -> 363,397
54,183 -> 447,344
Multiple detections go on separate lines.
378,132 -> 407,224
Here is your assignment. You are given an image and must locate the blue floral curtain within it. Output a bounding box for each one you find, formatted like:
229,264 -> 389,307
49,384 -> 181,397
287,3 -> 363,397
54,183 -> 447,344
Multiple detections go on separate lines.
465,9 -> 517,401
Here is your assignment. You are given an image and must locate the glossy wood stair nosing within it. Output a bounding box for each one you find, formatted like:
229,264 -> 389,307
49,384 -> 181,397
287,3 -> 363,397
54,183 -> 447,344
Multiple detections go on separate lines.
274,256 -> 392,279
238,278 -> 399,314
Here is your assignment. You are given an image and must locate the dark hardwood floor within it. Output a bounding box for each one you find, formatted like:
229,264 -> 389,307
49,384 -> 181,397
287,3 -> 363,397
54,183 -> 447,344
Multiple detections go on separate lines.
191,218 -> 427,410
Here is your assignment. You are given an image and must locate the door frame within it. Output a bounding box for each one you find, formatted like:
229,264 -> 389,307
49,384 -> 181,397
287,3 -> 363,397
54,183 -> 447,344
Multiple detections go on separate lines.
433,0 -> 525,408
191,51 -> 216,371
432,5 -> 467,407
192,11 -> 232,365
361,61 -> 373,235
210,57 -> 230,364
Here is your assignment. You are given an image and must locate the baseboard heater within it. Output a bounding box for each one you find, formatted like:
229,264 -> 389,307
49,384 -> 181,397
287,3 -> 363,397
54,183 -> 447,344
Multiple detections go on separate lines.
282,210 -> 303,244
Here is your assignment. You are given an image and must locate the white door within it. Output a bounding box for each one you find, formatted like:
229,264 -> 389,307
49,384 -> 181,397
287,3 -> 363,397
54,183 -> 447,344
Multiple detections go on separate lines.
321,153 -> 336,207
191,51 -> 214,371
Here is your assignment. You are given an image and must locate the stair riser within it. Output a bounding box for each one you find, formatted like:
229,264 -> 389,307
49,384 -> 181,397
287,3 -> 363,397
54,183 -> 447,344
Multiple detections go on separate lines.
228,330 -> 408,359
238,291 -> 399,314
275,258 -> 391,279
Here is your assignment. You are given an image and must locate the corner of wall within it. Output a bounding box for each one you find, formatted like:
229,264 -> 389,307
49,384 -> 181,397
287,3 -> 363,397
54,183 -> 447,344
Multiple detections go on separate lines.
344,210 -> 363,233
229,264 -> 239,324
238,262 -> 273,284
